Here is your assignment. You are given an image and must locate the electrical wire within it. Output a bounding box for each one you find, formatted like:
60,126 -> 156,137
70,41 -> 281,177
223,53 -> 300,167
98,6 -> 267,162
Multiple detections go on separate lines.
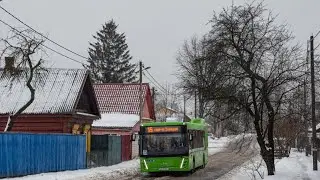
0,7 -> 175,90
0,18 -> 85,65
315,43 -> 320,51
0,5 -> 88,60
315,30 -> 320,39
144,69 -> 166,92
143,72 -> 166,94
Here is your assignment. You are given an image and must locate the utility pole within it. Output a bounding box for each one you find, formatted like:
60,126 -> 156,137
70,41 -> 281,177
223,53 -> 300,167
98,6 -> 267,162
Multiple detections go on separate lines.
139,61 -> 143,124
194,91 -> 197,118
305,41 -> 310,156
183,96 -> 186,122
304,71 -> 309,156
310,35 -> 318,171
151,87 -> 155,105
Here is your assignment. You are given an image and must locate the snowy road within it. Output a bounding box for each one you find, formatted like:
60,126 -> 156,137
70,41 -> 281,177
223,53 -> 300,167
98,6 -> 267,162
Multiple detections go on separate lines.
124,135 -> 258,180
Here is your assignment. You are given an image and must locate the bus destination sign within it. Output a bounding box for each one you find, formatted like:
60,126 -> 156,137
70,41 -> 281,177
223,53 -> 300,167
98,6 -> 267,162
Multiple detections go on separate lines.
146,126 -> 181,133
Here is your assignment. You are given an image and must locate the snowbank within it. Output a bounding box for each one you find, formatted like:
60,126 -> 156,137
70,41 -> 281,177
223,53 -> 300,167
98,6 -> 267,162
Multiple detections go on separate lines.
218,149 -> 320,180
4,159 -> 139,180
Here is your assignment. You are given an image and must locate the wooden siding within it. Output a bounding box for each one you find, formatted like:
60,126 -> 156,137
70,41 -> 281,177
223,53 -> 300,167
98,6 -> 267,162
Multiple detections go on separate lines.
142,99 -> 151,119
0,116 -> 69,133
0,115 -> 93,133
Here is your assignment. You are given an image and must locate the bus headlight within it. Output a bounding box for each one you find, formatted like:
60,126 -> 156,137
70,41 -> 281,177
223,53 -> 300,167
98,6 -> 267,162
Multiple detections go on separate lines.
180,158 -> 185,169
143,159 -> 149,170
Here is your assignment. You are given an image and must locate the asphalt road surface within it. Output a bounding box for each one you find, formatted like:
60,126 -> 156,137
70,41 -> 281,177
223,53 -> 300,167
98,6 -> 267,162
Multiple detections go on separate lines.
123,135 -> 258,180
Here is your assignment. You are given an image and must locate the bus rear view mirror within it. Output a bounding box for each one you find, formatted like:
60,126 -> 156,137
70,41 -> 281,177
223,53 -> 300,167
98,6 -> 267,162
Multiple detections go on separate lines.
131,134 -> 137,141
189,134 -> 193,141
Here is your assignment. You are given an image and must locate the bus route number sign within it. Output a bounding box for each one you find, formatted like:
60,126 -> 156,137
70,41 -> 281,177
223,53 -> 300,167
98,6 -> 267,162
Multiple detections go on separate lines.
146,126 -> 181,133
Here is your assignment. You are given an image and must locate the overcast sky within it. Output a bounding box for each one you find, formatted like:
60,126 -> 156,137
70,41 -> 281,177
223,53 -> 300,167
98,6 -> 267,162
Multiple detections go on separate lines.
1,0 -> 320,90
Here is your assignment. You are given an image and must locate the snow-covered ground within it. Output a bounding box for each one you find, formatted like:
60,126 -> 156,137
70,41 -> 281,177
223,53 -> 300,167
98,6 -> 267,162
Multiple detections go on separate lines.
208,136 -> 230,155
218,149 -> 320,180
4,159 -> 139,180
4,136 -> 231,180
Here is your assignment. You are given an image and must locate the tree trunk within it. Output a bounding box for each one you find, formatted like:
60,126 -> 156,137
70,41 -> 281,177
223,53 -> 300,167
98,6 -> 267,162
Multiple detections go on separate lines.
265,155 -> 275,175
255,129 -> 275,175
5,59 -> 40,131
262,150 -> 275,175
198,93 -> 205,118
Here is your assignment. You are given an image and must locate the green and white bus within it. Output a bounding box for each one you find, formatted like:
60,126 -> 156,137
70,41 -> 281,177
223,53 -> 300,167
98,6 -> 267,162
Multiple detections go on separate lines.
139,118 -> 208,173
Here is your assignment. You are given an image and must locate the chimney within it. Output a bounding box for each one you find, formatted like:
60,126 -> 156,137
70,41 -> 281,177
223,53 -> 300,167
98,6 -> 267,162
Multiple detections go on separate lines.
4,57 -> 15,73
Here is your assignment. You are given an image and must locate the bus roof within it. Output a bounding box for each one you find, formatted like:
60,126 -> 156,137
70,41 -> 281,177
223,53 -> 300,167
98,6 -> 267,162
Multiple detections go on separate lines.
142,118 -> 207,131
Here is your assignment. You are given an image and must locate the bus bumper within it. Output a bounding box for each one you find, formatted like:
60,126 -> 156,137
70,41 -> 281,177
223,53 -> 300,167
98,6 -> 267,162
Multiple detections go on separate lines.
140,156 -> 191,173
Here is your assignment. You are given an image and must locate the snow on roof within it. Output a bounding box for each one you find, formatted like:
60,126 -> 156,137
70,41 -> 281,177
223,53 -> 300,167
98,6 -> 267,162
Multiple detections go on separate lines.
93,83 -> 150,115
163,107 -> 179,113
166,117 -> 182,122
0,68 -> 88,115
92,113 -> 139,128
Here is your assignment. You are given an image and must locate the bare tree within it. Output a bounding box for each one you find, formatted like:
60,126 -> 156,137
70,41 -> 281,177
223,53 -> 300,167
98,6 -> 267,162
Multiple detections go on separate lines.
177,2 -> 305,175
154,84 -> 183,121
205,2 -> 304,175
0,29 -> 46,131
176,34 -> 253,137
176,35 -> 228,119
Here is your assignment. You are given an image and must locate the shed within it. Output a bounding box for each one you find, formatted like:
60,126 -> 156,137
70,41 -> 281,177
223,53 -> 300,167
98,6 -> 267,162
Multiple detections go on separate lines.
92,113 -> 140,135
92,83 -> 156,159
0,68 -> 100,134
92,83 -> 155,135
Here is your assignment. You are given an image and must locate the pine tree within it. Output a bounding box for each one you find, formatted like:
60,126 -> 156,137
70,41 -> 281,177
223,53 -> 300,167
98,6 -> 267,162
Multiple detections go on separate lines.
85,20 -> 136,83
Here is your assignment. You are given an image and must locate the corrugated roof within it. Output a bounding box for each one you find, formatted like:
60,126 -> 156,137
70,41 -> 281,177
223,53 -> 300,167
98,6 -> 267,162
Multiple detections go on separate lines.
0,68 -> 88,115
93,83 -> 149,114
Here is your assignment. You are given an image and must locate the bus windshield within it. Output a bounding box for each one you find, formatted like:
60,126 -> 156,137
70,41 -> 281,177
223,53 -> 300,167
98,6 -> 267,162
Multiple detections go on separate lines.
141,133 -> 188,156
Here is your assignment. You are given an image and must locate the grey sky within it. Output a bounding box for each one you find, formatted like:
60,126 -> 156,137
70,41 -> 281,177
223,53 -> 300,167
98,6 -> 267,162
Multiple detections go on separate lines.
0,0 -> 320,89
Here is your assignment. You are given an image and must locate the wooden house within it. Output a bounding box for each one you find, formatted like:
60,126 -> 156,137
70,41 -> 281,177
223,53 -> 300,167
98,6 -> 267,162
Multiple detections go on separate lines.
0,68 -> 100,134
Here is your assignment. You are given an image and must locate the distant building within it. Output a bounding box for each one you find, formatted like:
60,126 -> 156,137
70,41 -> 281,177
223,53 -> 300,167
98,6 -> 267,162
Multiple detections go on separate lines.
156,107 -> 191,122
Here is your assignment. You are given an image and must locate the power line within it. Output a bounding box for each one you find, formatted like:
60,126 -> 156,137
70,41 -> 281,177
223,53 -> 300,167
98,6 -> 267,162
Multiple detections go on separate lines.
315,43 -> 320,51
41,44 -> 84,65
144,69 -> 166,92
0,5 -> 88,60
143,72 -> 166,94
315,30 -> 320,39
142,73 -> 188,96
0,19 -> 84,65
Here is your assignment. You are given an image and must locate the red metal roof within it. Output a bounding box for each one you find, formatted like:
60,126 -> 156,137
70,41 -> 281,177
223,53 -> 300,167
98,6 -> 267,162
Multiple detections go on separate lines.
93,83 -> 155,119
